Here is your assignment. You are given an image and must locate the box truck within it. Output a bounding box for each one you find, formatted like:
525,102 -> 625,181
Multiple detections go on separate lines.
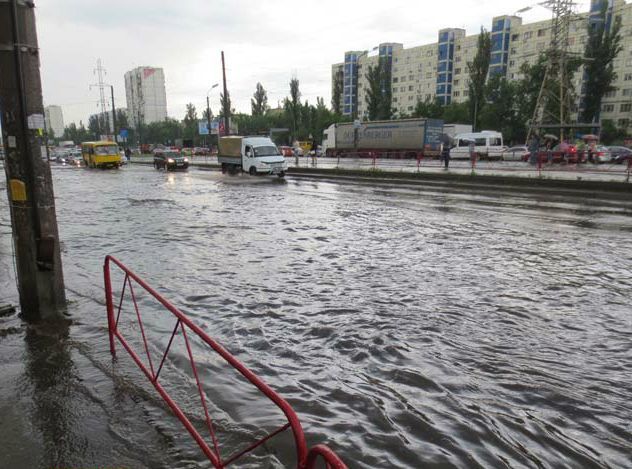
218,136 -> 288,177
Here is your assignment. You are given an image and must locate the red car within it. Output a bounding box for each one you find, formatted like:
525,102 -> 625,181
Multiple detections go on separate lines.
279,146 -> 294,157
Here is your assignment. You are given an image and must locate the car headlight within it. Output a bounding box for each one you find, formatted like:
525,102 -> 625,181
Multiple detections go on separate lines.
167,158 -> 175,163
183,157 -> 189,162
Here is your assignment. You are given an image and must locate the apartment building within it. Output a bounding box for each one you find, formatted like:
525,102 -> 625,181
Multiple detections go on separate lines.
44,105 -> 64,138
333,0 -> 632,128
124,66 -> 168,128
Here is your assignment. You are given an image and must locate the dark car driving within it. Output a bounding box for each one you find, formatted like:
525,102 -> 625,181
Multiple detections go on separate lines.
153,150 -> 189,171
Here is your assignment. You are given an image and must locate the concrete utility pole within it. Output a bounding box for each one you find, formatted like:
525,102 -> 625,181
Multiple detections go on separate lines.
110,85 -> 117,137
0,0 -> 66,319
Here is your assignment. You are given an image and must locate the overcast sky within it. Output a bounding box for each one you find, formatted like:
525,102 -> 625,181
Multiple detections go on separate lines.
36,0 -> 589,127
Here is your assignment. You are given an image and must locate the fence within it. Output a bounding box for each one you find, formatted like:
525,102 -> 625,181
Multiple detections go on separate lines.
104,255 -> 347,468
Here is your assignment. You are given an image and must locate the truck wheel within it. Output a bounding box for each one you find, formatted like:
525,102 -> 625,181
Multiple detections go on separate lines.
249,166 -> 256,176
221,163 -> 227,174
277,171 -> 285,178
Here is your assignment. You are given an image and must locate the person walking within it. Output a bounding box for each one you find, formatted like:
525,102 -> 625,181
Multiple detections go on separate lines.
441,142 -> 450,169
528,134 -> 540,165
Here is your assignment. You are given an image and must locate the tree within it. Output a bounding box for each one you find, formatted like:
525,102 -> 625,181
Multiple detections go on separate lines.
582,6 -> 623,123
88,114 -> 101,139
331,69 -> 343,115
441,102 -> 470,124
467,27 -> 491,131
365,57 -> 392,120
251,82 -> 268,116
479,75 -> 524,144
284,77 -> 301,140
183,103 -> 198,143
412,97 -> 443,119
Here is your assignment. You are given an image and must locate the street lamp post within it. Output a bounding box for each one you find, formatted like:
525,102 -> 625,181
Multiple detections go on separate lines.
206,83 -> 219,153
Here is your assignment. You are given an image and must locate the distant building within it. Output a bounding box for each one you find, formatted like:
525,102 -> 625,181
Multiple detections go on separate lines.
124,66 -> 168,128
44,105 -> 64,138
332,0 -> 632,130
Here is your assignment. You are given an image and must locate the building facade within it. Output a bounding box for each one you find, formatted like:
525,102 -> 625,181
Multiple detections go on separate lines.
332,0 -> 632,129
44,105 -> 64,138
124,67 -> 168,128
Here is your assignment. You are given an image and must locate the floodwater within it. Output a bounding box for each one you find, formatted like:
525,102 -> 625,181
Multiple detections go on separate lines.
1,164 -> 631,468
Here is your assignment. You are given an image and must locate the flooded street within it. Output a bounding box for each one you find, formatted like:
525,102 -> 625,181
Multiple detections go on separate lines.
1,164 -> 632,468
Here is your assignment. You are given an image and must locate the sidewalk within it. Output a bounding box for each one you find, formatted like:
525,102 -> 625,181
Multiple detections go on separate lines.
129,155 -> 632,184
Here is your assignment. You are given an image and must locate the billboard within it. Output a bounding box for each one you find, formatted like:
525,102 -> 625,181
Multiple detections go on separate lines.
198,119 -> 219,135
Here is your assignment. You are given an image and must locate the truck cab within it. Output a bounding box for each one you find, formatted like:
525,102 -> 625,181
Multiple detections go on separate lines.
218,136 -> 288,177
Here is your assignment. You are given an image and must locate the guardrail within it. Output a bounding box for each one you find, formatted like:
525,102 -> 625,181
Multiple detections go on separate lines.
104,255 -> 347,468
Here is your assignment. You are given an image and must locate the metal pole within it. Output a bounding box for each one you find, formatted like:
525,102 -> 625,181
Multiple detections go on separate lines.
221,51 -> 230,135
0,0 -> 66,319
110,85 -> 117,139
206,95 -> 212,152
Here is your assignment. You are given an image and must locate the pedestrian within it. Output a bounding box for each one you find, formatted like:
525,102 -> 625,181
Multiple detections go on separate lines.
125,147 -> 131,161
528,134 -> 540,165
546,140 -> 553,164
588,141 -> 596,164
441,142 -> 450,169
468,140 -> 476,168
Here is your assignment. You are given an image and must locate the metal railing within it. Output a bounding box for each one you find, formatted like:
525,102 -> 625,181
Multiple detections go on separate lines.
104,255 -> 347,468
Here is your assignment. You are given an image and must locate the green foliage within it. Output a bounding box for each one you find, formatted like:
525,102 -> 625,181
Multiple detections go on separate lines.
441,102 -> 470,124
251,82 -> 268,116
467,27 -> 491,130
412,97 -> 443,119
143,118 -> 183,145
285,78 -> 302,140
331,70 -> 343,115
479,75 -> 524,144
582,7 -> 623,123
365,57 -> 392,120
62,122 -> 91,144
600,119 -> 628,144
182,103 -> 198,142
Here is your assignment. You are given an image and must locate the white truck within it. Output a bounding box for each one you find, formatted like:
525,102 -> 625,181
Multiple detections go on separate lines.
218,136 -> 288,177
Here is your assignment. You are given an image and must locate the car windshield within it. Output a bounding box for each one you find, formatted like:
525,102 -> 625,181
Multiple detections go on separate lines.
165,151 -> 180,157
94,145 -> 118,155
253,145 -> 280,157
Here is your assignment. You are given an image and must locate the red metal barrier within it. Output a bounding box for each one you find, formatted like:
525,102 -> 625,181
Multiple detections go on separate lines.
104,255 -> 347,469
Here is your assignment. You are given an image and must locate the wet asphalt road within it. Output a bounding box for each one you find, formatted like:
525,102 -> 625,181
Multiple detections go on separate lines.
1,163 -> 632,468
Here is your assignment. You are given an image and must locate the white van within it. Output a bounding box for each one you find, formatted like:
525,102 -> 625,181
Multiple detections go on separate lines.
218,136 -> 288,177
449,131 -> 505,160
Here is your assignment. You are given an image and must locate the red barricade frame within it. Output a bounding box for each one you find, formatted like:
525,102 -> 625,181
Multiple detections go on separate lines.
104,255 -> 347,469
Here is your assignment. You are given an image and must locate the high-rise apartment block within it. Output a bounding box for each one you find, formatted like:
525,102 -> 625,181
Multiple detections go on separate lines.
333,0 -> 632,129
44,105 -> 64,138
124,67 -> 168,128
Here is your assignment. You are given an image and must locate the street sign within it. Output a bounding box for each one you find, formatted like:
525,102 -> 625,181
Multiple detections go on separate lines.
353,119 -> 361,129
199,119 -> 219,135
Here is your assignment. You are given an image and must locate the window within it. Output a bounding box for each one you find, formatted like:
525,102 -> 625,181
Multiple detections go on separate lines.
604,89 -> 617,98
409,75 -> 414,81
511,34 -> 519,41
620,103 -> 632,112
625,73 -> 632,81
602,104 -> 614,112
453,91 -> 460,97
426,72 -> 432,78
409,85 -> 414,91
453,79 -> 460,86
408,106 -> 414,111
509,60 -> 515,67
401,76 -> 407,82
408,95 -> 413,101
623,89 -> 632,97
524,31 -> 532,40
393,97 -> 398,103
463,90 -> 469,97
618,118 -> 630,128
400,86 -> 405,92
426,50 -> 433,56
393,77 -> 399,83
537,29 -> 546,37
510,48 -> 516,54
425,94 -> 432,100
454,68 -> 461,75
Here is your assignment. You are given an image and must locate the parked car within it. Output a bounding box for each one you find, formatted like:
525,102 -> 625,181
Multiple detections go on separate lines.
278,146 -> 294,157
592,145 -> 612,163
193,147 -> 209,156
153,150 -> 189,171
608,146 -> 632,164
501,145 -> 529,161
